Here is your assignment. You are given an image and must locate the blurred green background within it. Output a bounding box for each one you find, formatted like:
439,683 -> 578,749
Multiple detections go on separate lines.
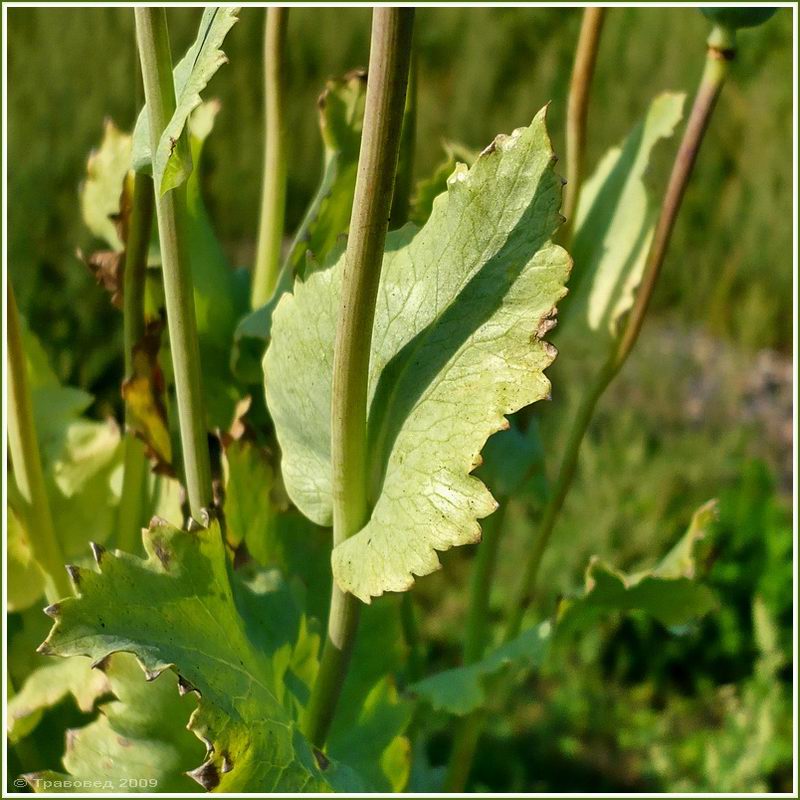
6,6 -> 794,793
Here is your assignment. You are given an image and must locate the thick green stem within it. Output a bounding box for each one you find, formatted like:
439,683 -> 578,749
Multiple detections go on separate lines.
117,171 -> 154,554
302,8 -> 414,748
561,6 -> 606,243
508,28 -> 732,639
7,284 -> 71,603
135,8 -> 212,523
252,7 -> 289,308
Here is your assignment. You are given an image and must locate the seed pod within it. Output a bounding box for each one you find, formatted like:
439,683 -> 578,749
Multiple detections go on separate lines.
700,7 -> 778,30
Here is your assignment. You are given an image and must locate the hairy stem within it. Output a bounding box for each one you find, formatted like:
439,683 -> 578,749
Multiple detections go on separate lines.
302,8 -> 414,748
252,7 -> 289,308
561,6 -> 606,243
135,7 -> 212,523
7,284 -> 71,602
117,171 -> 154,554
508,22 -> 734,638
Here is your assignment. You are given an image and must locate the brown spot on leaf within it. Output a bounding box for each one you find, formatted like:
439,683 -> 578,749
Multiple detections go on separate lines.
90,541 -> 106,566
153,541 -> 171,569
44,603 -> 61,619
177,674 -> 198,696
66,564 -> 82,588
190,761 -> 221,791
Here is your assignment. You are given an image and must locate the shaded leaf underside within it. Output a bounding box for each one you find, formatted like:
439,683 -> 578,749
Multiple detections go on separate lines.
265,108 -> 571,602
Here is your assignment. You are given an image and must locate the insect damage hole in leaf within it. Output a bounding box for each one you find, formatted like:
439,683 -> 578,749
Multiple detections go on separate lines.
265,107 -> 571,602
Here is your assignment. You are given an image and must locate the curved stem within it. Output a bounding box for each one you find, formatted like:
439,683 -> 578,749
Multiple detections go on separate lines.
400,593 -> 424,683
302,7 -> 414,748
7,284 -> 71,603
252,7 -> 289,308
135,8 -> 212,523
561,6 -> 606,243
508,23 -> 734,641
117,171 -> 154,554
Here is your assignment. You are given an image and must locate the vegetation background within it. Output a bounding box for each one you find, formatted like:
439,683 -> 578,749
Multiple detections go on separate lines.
6,6 -> 794,792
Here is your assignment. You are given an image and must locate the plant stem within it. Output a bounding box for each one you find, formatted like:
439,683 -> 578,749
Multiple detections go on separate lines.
251,7 -> 289,309
561,6 -> 606,243
7,284 -> 71,603
302,8 -> 414,748
135,8 -> 212,523
117,171 -> 154,554
507,22 -> 735,639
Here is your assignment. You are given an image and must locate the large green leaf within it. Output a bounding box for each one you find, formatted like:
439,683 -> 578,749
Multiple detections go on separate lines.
232,71 -> 367,384
559,92 -> 685,353
412,501 -> 718,715
265,108 -> 570,602
23,654 -> 203,793
38,520 -> 360,792
132,7 -> 240,195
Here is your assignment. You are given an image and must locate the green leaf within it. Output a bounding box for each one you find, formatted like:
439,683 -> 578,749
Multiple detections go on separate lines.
132,7 -> 240,195
38,520 -> 359,792
560,92 -> 685,353
80,120 -> 131,250
412,502 -> 718,715
265,108 -> 570,602
232,71 -> 368,384
23,654 -> 203,793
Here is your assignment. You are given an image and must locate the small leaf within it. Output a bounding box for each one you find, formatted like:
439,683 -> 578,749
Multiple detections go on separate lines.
39,520 -> 360,792
131,8 -> 240,195
412,502 -> 718,715
560,92 -> 685,352
266,108 -> 570,602
232,71 -> 368,384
